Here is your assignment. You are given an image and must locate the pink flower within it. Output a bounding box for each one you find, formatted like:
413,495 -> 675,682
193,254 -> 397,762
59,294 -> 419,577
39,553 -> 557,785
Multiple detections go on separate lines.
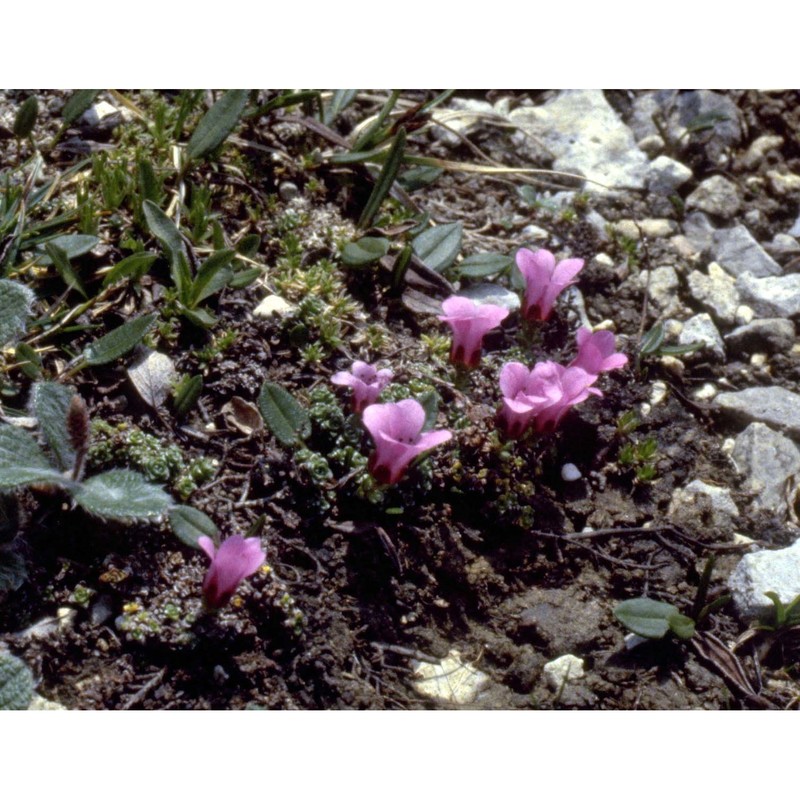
198,535 -> 266,609
362,398 -> 452,484
496,361 -> 551,439
525,362 -> 602,433
438,296 -> 509,367
516,248 -> 584,322
569,328 -> 629,374
331,360 -> 393,413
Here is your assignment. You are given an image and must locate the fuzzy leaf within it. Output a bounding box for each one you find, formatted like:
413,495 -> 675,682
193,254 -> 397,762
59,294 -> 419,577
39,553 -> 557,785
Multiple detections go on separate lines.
341,237 -> 390,267
45,242 -> 87,298
31,381 -> 76,472
169,505 -> 218,549
613,597 -> 681,639
0,650 -> 34,710
102,251 -> 158,288
83,312 -> 157,366
186,90 -> 249,161
0,278 -> 34,346
127,350 -> 177,409
257,381 -> 310,446
412,221 -> 462,273
0,424 -> 52,473
62,90 -> 100,124
190,248 -> 235,306
13,95 -> 38,138
235,234 -> 261,259
72,469 -> 172,520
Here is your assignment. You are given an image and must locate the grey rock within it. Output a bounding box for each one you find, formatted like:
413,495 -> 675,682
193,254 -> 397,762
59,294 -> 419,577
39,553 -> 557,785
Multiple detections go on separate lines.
646,156 -> 693,195
766,170 -> 800,197
637,134 -> 665,158
585,209 -> 610,241
676,91 -> 743,153
725,319 -> 795,356
613,219 -> 677,240
711,225 -> 782,279
687,262 -> 740,326
686,176 -> 742,219
628,92 -> 669,141
644,265 -> 680,311
715,387 -> 800,439
731,423 -> 800,518
458,283 -> 520,312
683,212 -> 716,255
509,90 -> 649,191
432,98 -> 497,145
788,212 -> 800,238
278,181 -> 300,202
728,539 -> 800,622
740,134 -> 783,170
679,313 -> 724,359
768,234 -> 800,257
669,479 -> 738,527
736,271 -> 800,318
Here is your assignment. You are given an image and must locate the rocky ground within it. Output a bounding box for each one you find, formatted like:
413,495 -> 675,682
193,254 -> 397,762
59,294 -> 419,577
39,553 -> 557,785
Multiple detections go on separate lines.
1,89 -> 800,710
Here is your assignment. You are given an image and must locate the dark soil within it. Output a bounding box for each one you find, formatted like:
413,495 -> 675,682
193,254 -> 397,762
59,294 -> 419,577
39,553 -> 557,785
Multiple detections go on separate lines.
1,90 -> 799,710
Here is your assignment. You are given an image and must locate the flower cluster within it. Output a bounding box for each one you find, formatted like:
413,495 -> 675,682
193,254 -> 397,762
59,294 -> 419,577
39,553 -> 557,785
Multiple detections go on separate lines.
497,328 -> 628,439
331,360 -> 393,413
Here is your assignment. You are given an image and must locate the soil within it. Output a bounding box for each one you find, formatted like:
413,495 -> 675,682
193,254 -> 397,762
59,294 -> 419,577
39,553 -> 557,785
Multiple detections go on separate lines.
1,90 -> 799,710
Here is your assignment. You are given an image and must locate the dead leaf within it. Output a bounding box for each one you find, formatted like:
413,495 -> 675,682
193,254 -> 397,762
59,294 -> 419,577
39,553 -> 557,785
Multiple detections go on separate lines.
221,396 -> 263,436
127,349 -> 177,409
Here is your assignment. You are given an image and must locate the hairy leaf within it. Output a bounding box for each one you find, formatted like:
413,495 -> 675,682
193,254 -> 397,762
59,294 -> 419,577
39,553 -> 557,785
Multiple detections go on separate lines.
13,95 -> 38,138
45,242 -> 87,298
62,90 -> 100,125
257,381 -> 310,446
190,248 -> 235,306
30,381 -> 76,472
102,251 -> 158,288
0,650 -> 34,710
0,278 -> 34,346
72,469 -> 172,520
169,505 -> 218,549
0,424 -> 52,473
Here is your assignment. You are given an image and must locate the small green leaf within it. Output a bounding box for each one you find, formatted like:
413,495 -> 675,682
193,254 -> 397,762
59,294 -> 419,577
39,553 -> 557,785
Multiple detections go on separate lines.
186,90 -> 249,161
418,390 -> 440,432
31,381 -> 77,472
72,469 -> 172,520
658,342 -> 704,356
13,96 -> 38,138
180,305 -> 217,328
45,242 -> 87,299
142,200 -> 187,295
685,111 -> 729,134
35,234 -> 98,263
102,251 -> 158,288
257,381 -> 310,446
14,342 -> 42,380
83,312 -> 157,366
190,248 -> 236,306
398,166 -> 443,192
341,237 -> 390,267
667,613 -> 696,640
613,597 -> 682,639
322,89 -> 358,125
62,90 -> 100,125
169,505 -> 218,549
172,374 -> 203,417
454,253 -> 514,279
228,267 -> 262,289
640,323 -> 665,355
0,278 -> 35,347
358,127 -> 407,229
137,158 -> 162,205
0,650 -> 34,710
412,221 -> 463,273
235,234 -> 261,259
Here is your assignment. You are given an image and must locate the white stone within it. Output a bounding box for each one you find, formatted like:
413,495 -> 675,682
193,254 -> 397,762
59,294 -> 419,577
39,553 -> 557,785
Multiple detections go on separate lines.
741,134 -> 783,169
561,463 -> 582,482
728,539 -> 800,621
509,90 -> 649,192
693,382 -> 717,401
669,479 -> 739,527
649,380 -> 668,406
253,294 -> 295,318
412,650 -> 491,704
614,219 -> 677,240
766,170 -> 800,196
644,266 -> 680,311
459,284 -> 520,312
687,262 -> 740,326
80,100 -> 117,125
736,271 -> 800,318
679,313 -> 725,359
646,155 -> 693,195
543,654 -> 585,690
686,176 -> 742,219
522,224 -> 549,241
735,305 -> 755,325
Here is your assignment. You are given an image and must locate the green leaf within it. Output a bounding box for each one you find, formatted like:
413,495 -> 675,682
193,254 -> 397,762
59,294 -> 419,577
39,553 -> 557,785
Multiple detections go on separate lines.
358,127 -> 406,229
0,543 -> 27,593
412,221 -> 463,273
142,200 -> 190,297
14,342 -> 41,380
13,96 -> 38,138
639,322 -> 665,355
667,613 -> 696,640
685,111 -> 729,134
658,342 -> 704,356
102,251 -> 158,288
172,374 -> 203,418
137,158 -> 161,205
45,242 -> 87,299
257,381 -> 310,446
62,90 -> 100,125
341,237 -> 390,267
31,382 -> 77,472
398,165 -> 443,192
83,312 -> 157,366
169,505 -> 218,549
235,234 -> 261,259
0,278 -> 35,346
228,267 -> 262,289
34,234 -> 98,263
180,305 -> 217,329
0,650 -> 34,710
72,469 -> 172,521
613,597 -> 682,639
0,424 -> 53,473
323,89 -> 358,125
190,248 -> 236,306
454,253 -> 514,279
186,90 -> 249,161
418,390 -> 440,432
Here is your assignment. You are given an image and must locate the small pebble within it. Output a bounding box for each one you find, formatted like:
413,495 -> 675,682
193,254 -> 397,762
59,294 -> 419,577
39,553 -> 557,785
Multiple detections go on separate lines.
543,654 -> 585,690
735,305 -> 755,326
561,463 -> 582,482
649,381 -> 668,406
693,383 -> 717,401
278,181 -> 300,202
750,353 -> 767,367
